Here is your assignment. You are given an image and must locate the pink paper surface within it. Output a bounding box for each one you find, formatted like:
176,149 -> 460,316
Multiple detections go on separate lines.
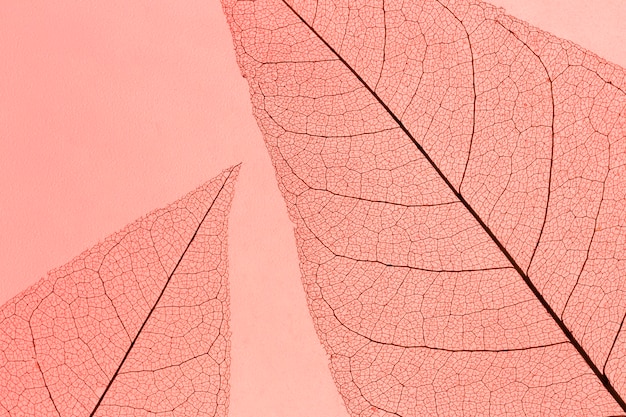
1,1 -> 624,416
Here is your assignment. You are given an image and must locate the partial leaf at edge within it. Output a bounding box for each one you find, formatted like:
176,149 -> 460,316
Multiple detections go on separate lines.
0,164 -> 240,416
221,0 -> 626,415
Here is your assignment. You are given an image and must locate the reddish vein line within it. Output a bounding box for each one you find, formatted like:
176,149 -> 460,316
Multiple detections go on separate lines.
89,166 -> 236,416
278,0 -> 626,411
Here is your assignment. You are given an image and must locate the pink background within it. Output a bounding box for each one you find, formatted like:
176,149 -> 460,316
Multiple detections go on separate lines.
0,1 -> 624,415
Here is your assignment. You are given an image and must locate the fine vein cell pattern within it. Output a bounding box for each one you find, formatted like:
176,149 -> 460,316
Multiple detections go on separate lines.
221,0 -> 626,415
0,165 -> 240,417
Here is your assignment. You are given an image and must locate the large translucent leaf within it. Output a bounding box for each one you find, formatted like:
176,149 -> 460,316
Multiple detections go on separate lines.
221,0 -> 626,414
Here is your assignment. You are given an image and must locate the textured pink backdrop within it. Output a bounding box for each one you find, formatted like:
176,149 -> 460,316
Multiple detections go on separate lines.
0,1 -> 624,416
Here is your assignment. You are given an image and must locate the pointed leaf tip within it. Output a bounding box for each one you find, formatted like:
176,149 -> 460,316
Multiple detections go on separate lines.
0,166 -> 239,417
